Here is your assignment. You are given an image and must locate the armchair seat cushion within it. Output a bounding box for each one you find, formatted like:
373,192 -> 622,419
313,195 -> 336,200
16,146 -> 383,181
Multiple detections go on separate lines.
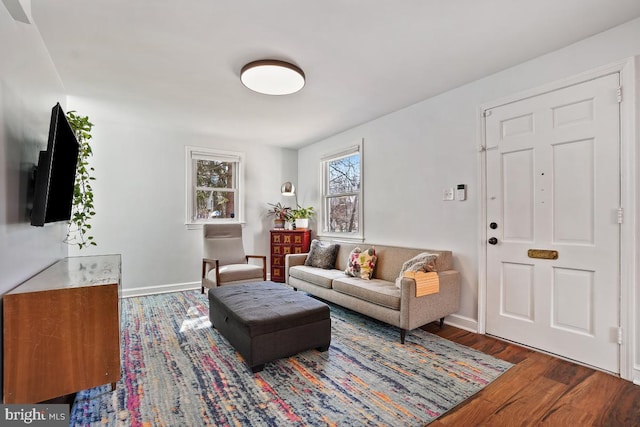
208,264 -> 265,285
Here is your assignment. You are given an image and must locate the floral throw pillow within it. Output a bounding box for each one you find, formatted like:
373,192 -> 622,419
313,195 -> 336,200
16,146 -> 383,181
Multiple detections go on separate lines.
304,239 -> 340,269
345,247 -> 378,280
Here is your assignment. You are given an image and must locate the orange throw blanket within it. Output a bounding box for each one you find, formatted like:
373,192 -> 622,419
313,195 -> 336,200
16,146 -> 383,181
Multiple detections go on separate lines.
403,271 -> 440,297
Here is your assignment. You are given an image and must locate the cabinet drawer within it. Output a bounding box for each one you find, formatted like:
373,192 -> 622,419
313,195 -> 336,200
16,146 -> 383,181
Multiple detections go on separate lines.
271,266 -> 284,282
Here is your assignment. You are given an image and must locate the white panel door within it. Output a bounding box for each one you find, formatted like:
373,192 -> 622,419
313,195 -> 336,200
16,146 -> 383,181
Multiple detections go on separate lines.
485,73 -> 620,373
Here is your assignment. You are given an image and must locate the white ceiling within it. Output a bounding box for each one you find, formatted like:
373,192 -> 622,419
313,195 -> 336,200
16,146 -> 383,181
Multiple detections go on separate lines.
29,0 -> 640,148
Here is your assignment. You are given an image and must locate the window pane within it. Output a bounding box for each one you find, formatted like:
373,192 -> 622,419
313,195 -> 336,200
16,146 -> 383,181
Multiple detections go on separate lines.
327,195 -> 359,233
196,160 -> 235,189
195,190 -> 236,220
328,153 -> 360,195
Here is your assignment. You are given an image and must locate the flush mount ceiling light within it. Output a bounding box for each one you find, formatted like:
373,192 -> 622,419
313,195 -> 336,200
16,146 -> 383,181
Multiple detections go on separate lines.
240,60 -> 305,95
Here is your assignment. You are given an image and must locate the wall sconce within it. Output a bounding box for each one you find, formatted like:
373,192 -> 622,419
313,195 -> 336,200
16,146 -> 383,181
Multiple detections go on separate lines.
281,181 -> 298,206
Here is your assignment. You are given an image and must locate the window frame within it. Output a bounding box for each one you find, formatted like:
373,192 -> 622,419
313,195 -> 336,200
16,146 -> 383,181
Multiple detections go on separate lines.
319,141 -> 364,241
185,146 -> 245,227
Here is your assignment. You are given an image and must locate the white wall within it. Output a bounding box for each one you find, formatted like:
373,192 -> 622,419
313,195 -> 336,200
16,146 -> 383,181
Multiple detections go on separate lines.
0,4 -> 70,400
0,8 -> 70,292
298,17 -> 640,379
65,97 -> 297,295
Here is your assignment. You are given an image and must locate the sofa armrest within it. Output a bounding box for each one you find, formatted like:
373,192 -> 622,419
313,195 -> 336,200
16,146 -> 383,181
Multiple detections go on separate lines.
399,270 -> 461,330
284,253 -> 308,284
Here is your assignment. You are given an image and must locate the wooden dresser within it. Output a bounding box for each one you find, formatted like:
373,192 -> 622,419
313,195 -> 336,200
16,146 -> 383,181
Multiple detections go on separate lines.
3,254 -> 121,403
270,229 -> 311,282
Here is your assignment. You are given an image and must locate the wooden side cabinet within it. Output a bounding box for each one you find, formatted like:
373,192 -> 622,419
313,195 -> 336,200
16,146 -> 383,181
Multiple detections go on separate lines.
3,254 -> 122,403
270,229 -> 311,282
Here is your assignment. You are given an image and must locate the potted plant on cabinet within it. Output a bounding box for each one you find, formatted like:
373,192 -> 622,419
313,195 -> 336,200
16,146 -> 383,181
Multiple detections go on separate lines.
65,110 -> 96,249
267,202 -> 292,229
291,205 -> 314,229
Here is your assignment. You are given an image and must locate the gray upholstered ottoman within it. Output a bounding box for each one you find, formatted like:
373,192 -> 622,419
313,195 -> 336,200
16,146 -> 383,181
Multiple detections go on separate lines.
208,281 -> 331,372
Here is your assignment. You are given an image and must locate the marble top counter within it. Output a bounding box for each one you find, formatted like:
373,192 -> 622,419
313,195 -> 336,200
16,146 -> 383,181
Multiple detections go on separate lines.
7,254 -> 121,294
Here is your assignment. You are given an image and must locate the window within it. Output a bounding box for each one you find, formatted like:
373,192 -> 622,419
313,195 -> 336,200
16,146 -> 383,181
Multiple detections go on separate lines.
185,146 -> 244,224
322,144 -> 362,238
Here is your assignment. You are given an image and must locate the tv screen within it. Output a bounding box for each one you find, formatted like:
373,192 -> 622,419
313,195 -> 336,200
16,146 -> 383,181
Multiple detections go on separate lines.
31,103 -> 80,226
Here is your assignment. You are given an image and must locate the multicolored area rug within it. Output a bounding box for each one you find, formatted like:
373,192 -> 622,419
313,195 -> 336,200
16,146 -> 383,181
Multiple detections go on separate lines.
70,291 -> 511,426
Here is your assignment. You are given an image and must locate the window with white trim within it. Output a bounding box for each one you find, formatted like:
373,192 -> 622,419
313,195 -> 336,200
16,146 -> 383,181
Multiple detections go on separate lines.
322,143 -> 362,237
185,146 -> 244,224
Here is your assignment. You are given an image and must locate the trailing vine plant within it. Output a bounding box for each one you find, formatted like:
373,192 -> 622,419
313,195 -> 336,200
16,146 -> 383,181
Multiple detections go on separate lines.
65,111 -> 96,249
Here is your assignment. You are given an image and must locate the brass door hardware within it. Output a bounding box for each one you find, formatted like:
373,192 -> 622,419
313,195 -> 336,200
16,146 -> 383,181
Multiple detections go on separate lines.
527,249 -> 558,260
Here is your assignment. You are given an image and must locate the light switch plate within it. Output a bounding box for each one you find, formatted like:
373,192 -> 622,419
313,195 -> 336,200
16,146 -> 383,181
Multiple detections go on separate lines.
443,188 -> 454,201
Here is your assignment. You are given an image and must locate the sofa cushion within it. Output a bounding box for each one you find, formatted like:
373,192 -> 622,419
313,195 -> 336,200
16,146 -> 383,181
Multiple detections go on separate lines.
289,266 -> 345,289
304,240 -> 340,269
332,277 -> 401,310
345,247 -> 378,280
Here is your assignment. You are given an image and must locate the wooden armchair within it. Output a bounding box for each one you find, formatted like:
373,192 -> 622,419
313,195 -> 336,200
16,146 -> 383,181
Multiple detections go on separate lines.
201,223 -> 266,293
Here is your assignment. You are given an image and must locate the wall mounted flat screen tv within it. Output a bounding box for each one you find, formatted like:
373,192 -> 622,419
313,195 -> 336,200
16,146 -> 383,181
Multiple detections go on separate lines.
31,103 -> 80,226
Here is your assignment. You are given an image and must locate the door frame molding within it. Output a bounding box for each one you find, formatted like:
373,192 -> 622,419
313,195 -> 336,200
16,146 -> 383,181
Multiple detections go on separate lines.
477,57 -> 637,382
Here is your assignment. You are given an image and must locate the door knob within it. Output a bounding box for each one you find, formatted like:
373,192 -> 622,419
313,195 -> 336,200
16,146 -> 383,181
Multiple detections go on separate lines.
488,237 -> 498,245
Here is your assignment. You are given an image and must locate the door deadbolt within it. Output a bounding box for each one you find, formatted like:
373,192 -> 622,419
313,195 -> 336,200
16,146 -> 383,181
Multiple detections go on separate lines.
489,222 -> 498,229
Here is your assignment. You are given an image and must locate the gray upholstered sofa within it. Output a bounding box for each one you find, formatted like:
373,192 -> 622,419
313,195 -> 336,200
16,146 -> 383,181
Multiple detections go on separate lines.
285,241 -> 461,343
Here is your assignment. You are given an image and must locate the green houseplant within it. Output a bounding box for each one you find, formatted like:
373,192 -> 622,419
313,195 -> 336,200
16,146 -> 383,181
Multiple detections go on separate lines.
267,202 -> 292,229
291,205 -> 314,229
65,110 -> 96,249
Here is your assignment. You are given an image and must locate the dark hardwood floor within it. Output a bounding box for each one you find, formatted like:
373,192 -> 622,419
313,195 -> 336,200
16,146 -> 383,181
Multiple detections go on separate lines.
422,323 -> 640,426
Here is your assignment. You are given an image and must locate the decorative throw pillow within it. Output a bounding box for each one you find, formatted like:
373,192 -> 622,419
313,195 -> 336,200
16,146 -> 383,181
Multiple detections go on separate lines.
395,252 -> 438,288
304,240 -> 340,269
345,247 -> 378,280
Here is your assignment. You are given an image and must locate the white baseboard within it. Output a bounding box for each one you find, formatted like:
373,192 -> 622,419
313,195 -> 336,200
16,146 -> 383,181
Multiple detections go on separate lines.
444,313 -> 479,333
122,281 -> 200,298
